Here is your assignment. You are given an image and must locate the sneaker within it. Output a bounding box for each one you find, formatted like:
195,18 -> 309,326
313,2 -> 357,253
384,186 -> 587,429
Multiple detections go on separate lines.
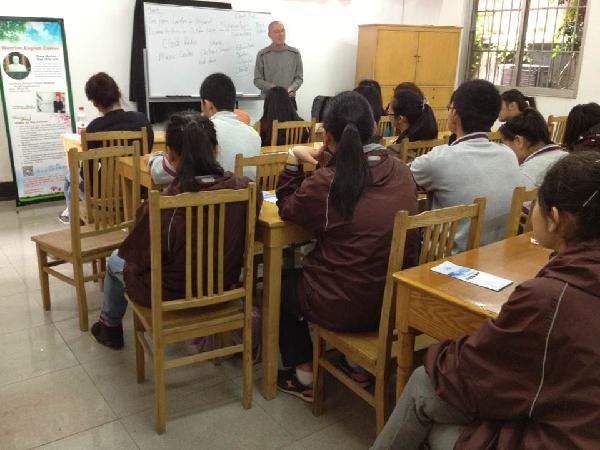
337,355 -> 372,388
277,368 -> 313,402
91,321 -> 124,350
58,208 -> 69,224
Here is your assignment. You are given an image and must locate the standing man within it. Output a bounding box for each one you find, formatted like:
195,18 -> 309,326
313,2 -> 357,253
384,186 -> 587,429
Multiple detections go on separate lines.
254,21 -> 303,108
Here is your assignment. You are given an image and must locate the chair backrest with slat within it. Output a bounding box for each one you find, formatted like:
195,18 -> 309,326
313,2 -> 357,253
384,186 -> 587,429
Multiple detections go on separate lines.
397,137 -> 447,163
505,186 -> 538,238
68,143 -> 141,250
375,198 -> 486,365
436,116 -> 449,133
252,121 -> 261,133
147,185 -> 257,332
547,115 -> 568,144
81,127 -> 150,155
270,120 -> 315,146
488,131 -> 503,143
234,153 -> 315,191
377,115 -> 397,137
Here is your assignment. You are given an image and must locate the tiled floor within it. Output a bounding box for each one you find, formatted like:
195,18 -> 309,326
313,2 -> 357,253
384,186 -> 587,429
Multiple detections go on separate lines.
0,200 -> 375,450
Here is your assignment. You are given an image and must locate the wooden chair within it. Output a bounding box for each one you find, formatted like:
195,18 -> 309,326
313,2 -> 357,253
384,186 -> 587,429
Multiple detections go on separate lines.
377,115 -> 397,137
547,115 -> 568,144
394,137 -> 448,163
31,144 -> 141,331
82,127 -> 150,155
505,186 -> 538,238
312,198 -> 486,433
488,131 -> 503,143
126,185 -> 257,433
234,153 -> 315,191
436,116 -> 448,133
252,121 -> 261,133
270,120 -> 315,146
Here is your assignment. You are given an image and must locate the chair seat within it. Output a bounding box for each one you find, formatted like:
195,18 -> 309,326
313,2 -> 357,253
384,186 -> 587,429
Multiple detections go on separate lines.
31,226 -> 128,258
129,299 -> 244,333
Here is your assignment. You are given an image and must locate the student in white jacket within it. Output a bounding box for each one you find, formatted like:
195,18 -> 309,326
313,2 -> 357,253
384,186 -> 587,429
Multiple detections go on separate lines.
410,80 -> 521,253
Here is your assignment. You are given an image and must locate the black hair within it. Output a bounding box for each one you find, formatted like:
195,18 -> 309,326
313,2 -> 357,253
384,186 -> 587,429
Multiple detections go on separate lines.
357,79 -> 382,98
260,86 -> 303,145
394,82 -> 424,98
538,150 -> 600,242
391,90 -> 438,140
322,91 -> 373,220
165,111 -> 223,192
354,84 -> 384,124
199,72 -> 236,111
85,72 -> 121,108
452,79 -> 501,133
499,108 -> 552,146
501,89 -> 537,111
563,103 -> 600,148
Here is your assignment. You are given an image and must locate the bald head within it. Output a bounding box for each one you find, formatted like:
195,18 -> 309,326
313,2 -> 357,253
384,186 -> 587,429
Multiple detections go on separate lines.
268,21 -> 286,48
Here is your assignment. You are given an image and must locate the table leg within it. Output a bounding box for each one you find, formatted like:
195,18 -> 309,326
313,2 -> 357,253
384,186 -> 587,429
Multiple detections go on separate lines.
121,175 -> 133,222
261,243 -> 284,400
395,283 -> 415,399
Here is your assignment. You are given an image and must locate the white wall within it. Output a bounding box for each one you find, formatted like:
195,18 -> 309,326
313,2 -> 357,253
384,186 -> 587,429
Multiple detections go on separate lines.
0,0 -> 597,183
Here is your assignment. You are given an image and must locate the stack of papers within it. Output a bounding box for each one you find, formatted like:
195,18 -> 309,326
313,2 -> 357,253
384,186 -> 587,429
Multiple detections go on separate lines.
431,261 -> 513,292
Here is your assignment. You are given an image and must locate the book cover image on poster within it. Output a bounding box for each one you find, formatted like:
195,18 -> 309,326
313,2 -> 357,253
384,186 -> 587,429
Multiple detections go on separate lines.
0,19 -> 74,204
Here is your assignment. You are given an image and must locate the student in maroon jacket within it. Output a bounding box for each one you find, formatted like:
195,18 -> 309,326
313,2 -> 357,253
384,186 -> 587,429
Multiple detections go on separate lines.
372,150 -> 600,450
275,91 -> 420,401
90,111 -> 261,349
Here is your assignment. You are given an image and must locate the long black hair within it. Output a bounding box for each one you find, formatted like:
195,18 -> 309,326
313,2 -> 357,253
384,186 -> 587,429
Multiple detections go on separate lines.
165,111 -> 223,192
538,150 -> 600,243
354,84 -> 384,124
391,90 -> 438,141
322,91 -> 373,220
499,108 -> 552,146
501,89 -> 536,111
563,103 -> 600,148
260,86 -> 303,145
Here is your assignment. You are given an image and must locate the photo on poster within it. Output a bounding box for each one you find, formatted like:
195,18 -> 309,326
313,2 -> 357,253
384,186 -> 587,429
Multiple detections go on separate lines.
36,91 -> 66,113
2,51 -> 31,80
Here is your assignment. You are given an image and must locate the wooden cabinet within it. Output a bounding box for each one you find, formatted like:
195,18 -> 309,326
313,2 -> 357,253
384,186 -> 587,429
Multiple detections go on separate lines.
356,24 -> 462,120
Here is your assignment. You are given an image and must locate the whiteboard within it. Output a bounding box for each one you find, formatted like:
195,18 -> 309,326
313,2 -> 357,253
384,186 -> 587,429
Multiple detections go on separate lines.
143,3 -> 271,97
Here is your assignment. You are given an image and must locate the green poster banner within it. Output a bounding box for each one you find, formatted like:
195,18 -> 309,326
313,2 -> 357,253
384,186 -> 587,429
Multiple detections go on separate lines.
0,17 -> 74,205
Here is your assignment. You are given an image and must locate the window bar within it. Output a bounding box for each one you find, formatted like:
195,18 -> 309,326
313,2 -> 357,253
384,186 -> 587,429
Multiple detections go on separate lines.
514,0 -> 531,88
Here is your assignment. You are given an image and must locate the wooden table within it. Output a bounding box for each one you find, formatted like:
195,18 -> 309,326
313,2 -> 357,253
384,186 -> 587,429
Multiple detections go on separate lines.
393,233 -> 551,398
62,130 -> 165,153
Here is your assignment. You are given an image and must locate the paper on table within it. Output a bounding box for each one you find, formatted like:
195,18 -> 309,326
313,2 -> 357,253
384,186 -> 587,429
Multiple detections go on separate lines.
262,191 -> 277,204
431,261 -> 513,292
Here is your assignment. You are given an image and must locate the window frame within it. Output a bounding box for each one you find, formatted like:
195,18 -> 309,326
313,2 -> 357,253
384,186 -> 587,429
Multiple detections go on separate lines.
464,0 -> 590,99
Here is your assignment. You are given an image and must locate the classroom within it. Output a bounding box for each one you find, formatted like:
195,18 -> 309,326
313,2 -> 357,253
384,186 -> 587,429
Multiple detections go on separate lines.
0,0 -> 599,449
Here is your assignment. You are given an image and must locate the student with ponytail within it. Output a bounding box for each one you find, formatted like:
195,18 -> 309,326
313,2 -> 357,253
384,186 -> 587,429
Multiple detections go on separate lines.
91,111 -> 261,349
390,89 -> 438,143
274,91 -> 420,400
498,88 -> 537,122
500,108 -> 567,188
563,102 -> 600,151
374,151 -> 600,450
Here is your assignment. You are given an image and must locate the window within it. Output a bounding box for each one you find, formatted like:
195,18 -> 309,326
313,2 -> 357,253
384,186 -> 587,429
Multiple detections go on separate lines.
467,0 -> 588,97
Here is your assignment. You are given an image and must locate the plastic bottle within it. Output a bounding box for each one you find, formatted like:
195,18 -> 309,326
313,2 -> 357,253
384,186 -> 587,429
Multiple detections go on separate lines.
76,106 -> 87,134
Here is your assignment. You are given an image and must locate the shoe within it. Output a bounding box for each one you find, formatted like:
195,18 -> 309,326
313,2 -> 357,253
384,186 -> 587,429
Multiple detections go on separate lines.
91,321 -> 124,349
58,208 -> 69,224
277,368 -> 313,402
337,355 -> 372,388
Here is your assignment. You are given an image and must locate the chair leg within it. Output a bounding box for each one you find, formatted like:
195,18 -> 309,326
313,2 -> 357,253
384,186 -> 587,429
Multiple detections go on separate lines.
35,245 -> 51,311
73,259 -> 88,331
91,260 -> 98,283
312,329 -> 325,416
133,314 -> 145,383
242,317 -> 253,409
99,258 -> 106,292
374,372 -> 387,434
154,343 -> 166,434
212,333 -> 223,366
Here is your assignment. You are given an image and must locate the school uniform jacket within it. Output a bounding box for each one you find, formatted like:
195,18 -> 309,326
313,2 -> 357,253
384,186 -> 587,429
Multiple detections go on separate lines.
425,239 -> 600,449
276,145 -> 420,332
119,173 -> 262,308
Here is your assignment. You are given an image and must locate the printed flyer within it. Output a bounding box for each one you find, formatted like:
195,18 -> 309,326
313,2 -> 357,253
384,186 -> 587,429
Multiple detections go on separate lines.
0,17 -> 74,205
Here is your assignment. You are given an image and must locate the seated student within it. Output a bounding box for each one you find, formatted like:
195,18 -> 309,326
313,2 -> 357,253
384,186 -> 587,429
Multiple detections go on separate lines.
372,150 -> 600,450
90,111 -> 262,348
498,88 -> 536,122
150,73 -> 261,183
563,102 -> 600,151
274,91 -> 420,401
259,86 -> 308,146
411,79 -> 521,253
354,84 -> 385,142
389,89 -> 438,144
60,72 -> 154,224
499,108 -> 567,188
